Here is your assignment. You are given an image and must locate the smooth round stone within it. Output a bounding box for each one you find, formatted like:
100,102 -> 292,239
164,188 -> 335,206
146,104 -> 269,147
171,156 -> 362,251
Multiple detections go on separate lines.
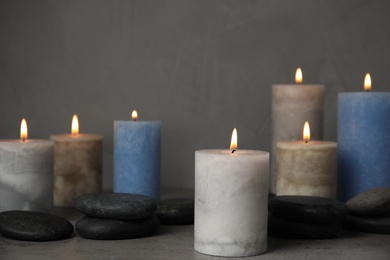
156,199 -> 194,225
346,187 -> 390,217
0,211 -> 74,241
75,193 -> 157,220
75,214 -> 160,240
268,213 -> 341,239
342,214 -> 390,234
269,195 -> 348,223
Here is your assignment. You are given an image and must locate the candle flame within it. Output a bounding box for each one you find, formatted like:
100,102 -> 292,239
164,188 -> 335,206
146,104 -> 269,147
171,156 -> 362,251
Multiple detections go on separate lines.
295,68 -> 303,84
303,121 -> 310,143
230,128 -> 237,153
71,114 -> 79,136
364,73 -> 371,92
20,118 -> 28,142
132,110 -> 138,121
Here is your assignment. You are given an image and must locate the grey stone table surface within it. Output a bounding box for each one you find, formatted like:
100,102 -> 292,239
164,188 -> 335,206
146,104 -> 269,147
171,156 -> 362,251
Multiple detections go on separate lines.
1,189 -> 390,260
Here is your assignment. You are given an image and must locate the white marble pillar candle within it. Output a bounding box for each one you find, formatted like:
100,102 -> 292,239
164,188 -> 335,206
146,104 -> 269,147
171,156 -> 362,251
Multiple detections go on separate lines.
276,122 -> 337,198
50,115 -> 102,207
272,68 -> 324,193
0,119 -> 54,212
195,129 -> 269,257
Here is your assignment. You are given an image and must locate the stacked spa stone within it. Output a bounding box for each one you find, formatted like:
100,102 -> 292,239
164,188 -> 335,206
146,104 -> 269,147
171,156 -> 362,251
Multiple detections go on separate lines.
342,187 -> 390,234
268,195 -> 348,239
75,193 -> 160,240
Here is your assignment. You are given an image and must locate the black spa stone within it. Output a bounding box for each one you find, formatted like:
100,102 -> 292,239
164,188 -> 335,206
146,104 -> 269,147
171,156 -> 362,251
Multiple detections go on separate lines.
346,187 -> 390,217
268,213 -> 341,239
342,214 -> 390,234
156,199 -> 194,225
75,193 -> 157,220
0,210 -> 74,241
75,215 -> 160,240
268,195 -> 348,223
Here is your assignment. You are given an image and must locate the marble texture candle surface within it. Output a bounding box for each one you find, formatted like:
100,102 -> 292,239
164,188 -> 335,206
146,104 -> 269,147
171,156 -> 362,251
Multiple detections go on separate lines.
195,149 -> 269,257
114,114 -> 161,200
0,120 -> 54,212
271,70 -> 324,193
50,133 -> 102,207
276,140 -> 337,198
338,90 -> 390,201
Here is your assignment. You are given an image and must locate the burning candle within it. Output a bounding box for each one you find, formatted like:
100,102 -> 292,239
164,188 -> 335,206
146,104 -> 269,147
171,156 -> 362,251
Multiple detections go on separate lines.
195,129 -> 269,257
271,68 -> 325,193
0,119 -> 54,212
50,115 -> 103,207
276,122 -> 337,198
338,73 -> 390,201
114,110 -> 161,200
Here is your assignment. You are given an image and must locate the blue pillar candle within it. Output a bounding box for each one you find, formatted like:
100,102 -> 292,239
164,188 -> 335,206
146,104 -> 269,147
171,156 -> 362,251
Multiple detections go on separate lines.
114,111 -> 161,200
338,75 -> 390,201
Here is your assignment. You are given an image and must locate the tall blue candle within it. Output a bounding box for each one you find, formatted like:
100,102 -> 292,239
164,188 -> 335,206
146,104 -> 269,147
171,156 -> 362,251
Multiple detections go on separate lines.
338,75 -> 390,201
114,111 -> 161,200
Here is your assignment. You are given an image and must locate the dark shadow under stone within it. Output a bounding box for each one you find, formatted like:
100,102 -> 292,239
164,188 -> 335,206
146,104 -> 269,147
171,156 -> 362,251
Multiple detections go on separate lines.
269,195 -> 348,223
342,214 -> 390,234
75,193 -> 157,220
75,214 -> 160,240
268,213 -> 341,239
0,210 -> 74,241
156,199 -> 194,225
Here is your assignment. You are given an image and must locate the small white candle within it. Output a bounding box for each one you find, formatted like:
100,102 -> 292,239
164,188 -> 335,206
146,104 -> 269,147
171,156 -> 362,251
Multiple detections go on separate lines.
0,119 -> 54,212
276,122 -> 337,198
272,68 -> 324,193
195,129 -> 269,257
50,115 -> 102,207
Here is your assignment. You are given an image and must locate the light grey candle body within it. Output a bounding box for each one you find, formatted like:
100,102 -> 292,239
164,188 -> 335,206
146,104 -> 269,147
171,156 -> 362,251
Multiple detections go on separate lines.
271,84 -> 324,193
0,140 -> 54,212
195,149 -> 269,257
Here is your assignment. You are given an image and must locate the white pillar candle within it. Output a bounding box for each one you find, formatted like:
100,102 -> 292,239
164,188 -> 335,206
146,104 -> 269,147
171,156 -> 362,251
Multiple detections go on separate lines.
276,122 -> 337,198
272,68 -> 324,193
0,119 -> 54,212
195,129 -> 269,257
50,115 -> 102,207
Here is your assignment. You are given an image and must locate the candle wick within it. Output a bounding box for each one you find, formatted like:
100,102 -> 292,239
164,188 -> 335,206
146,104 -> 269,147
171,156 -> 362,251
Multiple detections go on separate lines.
22,138 -> 26,142
305,140 -> 308,144
231,149 -> 236,154
365,89 -> 370,93
133,119 -> 137,122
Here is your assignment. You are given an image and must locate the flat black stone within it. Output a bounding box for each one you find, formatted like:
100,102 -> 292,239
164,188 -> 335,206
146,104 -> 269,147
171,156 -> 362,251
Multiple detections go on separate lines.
156,199 -> 194,225
0,211 -> 74,241
342,214 -> 390,234
75,215 -> 160,240
346,187 -> 390,217
75,193 -> 157,220
268,213 -> 341,239
268,195 -> 348,223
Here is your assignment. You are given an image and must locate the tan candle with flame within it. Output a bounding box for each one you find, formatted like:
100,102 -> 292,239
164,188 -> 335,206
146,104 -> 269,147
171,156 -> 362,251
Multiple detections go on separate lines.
271,68 -> 325,193
50,114 -> 102,207
276,122 -> 337,198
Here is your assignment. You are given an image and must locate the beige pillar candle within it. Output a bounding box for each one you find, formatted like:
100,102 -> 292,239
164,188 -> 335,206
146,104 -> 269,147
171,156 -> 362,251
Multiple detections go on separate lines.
276,122 -> 337,198
272,68 -> 324,193
50,115 -> 102,207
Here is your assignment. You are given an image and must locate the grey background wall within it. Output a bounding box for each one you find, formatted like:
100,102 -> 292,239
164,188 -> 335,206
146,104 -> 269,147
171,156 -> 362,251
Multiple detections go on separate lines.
1,0 -> 389,191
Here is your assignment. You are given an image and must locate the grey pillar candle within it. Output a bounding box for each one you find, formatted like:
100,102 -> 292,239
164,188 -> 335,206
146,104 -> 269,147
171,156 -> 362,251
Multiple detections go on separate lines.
0,119 -> 54,212
271,68 -> 324,193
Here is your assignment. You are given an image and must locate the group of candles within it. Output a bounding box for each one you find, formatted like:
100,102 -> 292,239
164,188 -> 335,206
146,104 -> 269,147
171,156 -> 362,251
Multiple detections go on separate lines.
0,68 -> 389,257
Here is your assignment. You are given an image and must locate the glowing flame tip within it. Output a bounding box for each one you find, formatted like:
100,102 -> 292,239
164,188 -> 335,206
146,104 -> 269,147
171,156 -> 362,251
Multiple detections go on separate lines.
71,114 -> 79,136
230,128 -> 237,153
